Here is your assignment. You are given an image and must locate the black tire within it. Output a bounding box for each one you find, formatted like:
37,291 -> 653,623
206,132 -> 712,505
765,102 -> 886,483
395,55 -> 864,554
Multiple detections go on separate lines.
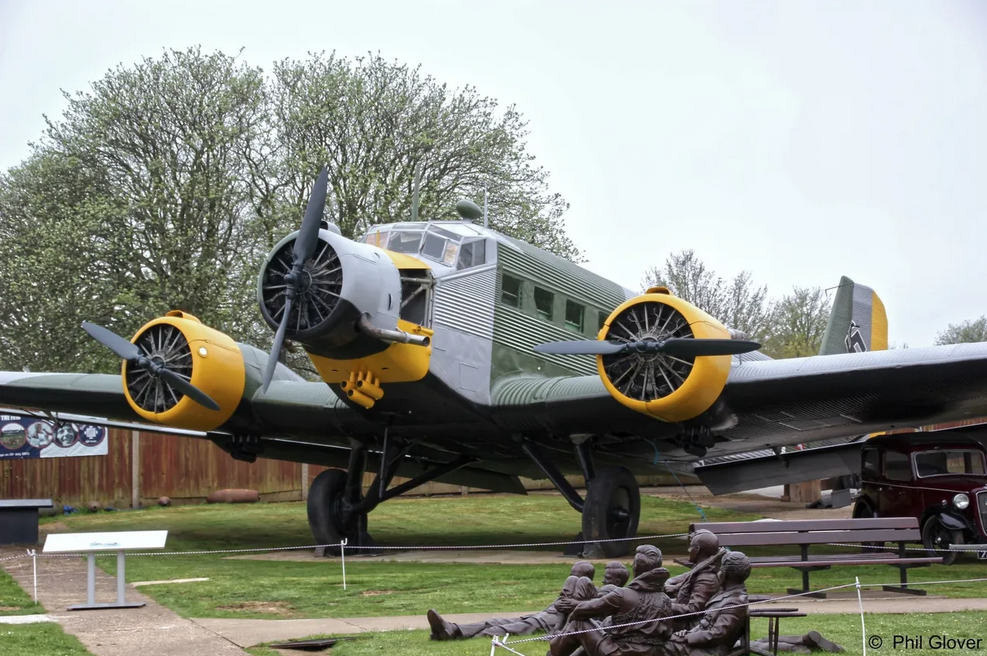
307,468 -> 371,554
852,498 -> 885,552
922,515 -> 962,566
582,466 -> 641,558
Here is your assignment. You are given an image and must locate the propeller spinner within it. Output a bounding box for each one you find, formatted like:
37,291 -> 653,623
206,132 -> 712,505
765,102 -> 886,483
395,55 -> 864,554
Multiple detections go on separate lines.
82,321 -> 220,411
261,166 -> 330,392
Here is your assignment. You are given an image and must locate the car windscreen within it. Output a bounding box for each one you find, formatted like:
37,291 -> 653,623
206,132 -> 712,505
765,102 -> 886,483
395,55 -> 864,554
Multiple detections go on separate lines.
914,449 -> 987,477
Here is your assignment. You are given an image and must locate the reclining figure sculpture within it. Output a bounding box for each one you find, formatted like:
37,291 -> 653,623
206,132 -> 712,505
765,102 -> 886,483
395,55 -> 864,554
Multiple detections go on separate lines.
427,561 -> 597,640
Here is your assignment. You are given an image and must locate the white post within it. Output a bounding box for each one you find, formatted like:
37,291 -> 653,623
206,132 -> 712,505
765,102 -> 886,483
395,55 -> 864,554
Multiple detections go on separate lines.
856,576 -> 867,656
29,549 -> 37,602
301,463 -> 310,501
116,551 -> 126,604
340,538 -> 347,591
86,554 -> 96,606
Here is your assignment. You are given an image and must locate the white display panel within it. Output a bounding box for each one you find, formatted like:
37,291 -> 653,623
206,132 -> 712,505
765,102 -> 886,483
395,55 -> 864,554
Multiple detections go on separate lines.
43,530 -> 168,553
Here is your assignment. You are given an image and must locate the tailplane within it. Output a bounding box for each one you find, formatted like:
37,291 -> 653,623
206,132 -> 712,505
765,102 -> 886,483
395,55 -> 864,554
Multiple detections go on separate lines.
819,276 -> 888,355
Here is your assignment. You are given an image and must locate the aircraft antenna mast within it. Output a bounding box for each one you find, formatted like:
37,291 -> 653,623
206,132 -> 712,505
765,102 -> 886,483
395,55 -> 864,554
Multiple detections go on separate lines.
483,188 -> 488,228
411,161 -> 422,223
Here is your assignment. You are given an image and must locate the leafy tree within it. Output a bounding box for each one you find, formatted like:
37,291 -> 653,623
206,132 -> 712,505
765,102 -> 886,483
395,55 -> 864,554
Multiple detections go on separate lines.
935,316 -> 987,345
0,47 -> 269,372
0,47 -> 579,375
642,250 -> 773,342
761,286 -> 832,358
263,51 -> 579,260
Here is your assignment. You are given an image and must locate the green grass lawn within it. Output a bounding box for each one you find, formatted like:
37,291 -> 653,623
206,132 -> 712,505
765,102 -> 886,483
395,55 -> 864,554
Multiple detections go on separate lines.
41,492 -> 749,553
0,568 -> 43,616
0,624 -> 95,656
244,612 -> 987,656
32,493 -> 987,621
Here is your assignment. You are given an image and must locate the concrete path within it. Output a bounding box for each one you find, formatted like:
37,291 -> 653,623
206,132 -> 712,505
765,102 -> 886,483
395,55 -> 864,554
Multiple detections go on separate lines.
0,548 -> 249,656
0,613 -> 54,624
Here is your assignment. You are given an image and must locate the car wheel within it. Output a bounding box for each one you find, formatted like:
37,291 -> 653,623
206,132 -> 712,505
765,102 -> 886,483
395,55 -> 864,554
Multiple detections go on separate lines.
922,515 -> 962,566
852,498 -> 885,552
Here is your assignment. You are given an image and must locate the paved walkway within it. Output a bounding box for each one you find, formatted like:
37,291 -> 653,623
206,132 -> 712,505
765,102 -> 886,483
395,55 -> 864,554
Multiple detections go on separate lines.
0,548 -> 249,656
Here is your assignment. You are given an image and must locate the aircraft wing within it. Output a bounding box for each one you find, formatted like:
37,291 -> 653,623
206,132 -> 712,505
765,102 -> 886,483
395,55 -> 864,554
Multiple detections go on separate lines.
0,371 -> 527,494
492,342 -> 987,459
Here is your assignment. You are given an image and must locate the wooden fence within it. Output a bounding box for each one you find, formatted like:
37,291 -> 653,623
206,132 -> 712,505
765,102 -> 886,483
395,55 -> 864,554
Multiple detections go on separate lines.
0,428 -> 690,507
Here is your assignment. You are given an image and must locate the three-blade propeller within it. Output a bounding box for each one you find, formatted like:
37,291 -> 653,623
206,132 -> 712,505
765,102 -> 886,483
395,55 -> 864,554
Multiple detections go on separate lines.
533,337 -> 761,358
81,321 -> 220,411
261,166 -> 330,393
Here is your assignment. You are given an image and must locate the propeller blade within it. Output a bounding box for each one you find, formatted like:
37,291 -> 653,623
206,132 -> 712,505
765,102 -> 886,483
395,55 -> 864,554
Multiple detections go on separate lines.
533,340 -> 626,355
156,366 -> 220,411
262,296 -> 293,393
293,166 -> 329,265
82,321 -> 141,362
660,338 -> 761,358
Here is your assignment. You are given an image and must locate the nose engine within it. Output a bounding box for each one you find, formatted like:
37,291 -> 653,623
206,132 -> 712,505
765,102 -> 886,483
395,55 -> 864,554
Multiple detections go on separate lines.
259,233 -> 348,348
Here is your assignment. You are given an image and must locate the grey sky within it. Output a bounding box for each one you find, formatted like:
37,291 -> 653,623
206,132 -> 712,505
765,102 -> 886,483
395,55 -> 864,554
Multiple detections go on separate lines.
1,0 -> 984,347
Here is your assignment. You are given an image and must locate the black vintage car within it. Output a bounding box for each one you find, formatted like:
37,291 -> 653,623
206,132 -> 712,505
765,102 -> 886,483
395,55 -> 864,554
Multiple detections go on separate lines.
852,432 -> 987,565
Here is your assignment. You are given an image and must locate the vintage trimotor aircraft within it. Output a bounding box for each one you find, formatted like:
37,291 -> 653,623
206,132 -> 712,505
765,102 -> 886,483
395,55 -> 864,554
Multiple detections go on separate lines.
4,167 -> 987,557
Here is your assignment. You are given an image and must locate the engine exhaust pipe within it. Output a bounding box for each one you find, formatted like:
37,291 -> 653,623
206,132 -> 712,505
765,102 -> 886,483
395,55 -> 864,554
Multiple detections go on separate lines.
357,314 -> 430,347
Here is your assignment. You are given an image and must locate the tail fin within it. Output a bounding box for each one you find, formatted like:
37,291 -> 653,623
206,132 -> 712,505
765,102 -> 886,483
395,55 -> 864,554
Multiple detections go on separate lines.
819,276 -> 888,355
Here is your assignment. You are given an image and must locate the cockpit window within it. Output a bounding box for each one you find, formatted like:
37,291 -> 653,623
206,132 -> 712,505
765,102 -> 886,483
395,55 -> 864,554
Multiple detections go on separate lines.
388,228 -> 425,253
420,225 -> 466,266
364,229 -> 389,247
914,450 -> 986,477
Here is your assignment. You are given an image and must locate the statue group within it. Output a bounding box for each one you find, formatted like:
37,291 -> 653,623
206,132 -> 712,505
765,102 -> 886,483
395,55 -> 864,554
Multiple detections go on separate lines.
427,531 -> 844,655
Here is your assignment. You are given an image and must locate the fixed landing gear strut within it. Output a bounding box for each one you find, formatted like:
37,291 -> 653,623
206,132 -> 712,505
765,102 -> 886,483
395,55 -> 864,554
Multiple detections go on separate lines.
520,438 -> 640,558
307,437 -> 474,556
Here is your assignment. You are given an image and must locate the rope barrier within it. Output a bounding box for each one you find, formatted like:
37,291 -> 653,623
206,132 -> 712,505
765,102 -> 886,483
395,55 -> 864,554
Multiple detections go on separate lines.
26,532 -> 690,559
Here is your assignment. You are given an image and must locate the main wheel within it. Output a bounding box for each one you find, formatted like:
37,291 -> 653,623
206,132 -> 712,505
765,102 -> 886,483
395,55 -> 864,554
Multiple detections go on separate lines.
582,466 -> 641,558
922,515 -> 962,566
307,468 -> 372,555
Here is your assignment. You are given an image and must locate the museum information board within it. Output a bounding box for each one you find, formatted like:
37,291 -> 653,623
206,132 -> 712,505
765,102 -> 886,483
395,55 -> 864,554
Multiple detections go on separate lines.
0,414 -> 108,460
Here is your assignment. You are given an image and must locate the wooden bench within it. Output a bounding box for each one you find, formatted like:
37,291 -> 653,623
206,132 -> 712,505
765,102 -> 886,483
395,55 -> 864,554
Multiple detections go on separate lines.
0,499 -> 53,545
676,518 -> 942,597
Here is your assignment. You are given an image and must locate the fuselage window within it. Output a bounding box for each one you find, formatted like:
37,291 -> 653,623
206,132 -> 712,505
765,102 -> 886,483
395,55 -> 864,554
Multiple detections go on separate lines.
534,287 -> 554,321
501,275 -> 521,308
565,300 -> 584,333
598,310 -> 609,333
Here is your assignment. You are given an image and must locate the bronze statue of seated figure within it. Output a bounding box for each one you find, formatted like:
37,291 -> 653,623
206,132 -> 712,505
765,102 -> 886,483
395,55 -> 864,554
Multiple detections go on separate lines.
664,530 -> 726,632
663,551 -> 751,656
550,545 -> 673,656
427,561 -> 597,640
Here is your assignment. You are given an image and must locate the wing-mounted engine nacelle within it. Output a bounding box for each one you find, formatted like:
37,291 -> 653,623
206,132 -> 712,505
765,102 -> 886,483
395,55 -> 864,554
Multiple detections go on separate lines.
122,311 -> 246,431
597,290 -> 734,422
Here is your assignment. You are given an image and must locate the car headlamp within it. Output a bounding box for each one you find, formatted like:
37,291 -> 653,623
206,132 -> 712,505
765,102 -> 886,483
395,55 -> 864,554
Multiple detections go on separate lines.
953,493 -> 970,510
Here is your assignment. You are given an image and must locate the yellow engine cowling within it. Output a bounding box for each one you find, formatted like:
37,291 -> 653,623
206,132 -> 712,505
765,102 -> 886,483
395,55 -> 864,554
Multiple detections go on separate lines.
597,292 -> 732,422
121,311 -> 246,431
